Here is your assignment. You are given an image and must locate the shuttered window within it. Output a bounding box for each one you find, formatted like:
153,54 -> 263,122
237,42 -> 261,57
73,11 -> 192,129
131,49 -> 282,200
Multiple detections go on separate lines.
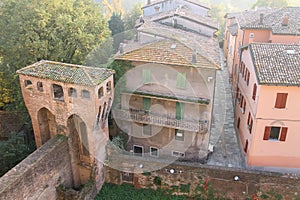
252,84 -> 257,101
176,73 -> 186,89
275,93 -> 288,109
263,126 -> 288,141
142,69 -> 151,84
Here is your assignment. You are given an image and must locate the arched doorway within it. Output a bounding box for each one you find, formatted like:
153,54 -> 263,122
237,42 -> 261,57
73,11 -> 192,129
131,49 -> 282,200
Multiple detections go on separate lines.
67,114 -> 91,188
37,108 -> 56,145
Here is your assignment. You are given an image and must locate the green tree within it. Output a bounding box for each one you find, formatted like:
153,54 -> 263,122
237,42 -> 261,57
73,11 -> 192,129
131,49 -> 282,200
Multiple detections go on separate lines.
109,13 -> 125,36
0,0 -> 110,111
252,0 -> 288,8
123,3 -> 143,31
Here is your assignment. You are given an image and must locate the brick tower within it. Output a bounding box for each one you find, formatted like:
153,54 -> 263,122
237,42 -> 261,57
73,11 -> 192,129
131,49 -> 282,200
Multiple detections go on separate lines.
17,60 -> 114,189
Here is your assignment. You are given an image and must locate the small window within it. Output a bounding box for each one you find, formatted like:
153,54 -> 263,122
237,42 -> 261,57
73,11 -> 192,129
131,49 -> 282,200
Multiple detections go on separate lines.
176,73 -> 186,89
247,112 -> 253,134
133,145 -> 143,157
245,69 -> 250,86
53,84 -> 64,101
143,124 -> 151,135
81,90 -> 90,99
263,126 -> 288,141
37,82 -> 43,92
98,87 -> 104,99
142,69 -> 151,84
106,81 -> 112,93
172,151 -> 185,158
252,84 -> 257,101
24,80 -> 33,90
275,93 -> 288,109
150,147 -> 158,157
244,140 -> 248,153
237,117 -> 240,129
175,129 -> 184,141
68,88 -> 77,97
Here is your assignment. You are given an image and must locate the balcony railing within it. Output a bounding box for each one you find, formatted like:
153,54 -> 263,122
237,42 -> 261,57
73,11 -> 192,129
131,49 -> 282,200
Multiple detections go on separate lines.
112,108 -> 208,133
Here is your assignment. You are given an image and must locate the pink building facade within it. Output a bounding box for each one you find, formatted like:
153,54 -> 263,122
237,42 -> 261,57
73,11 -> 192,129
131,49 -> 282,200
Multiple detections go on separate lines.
236,43 -> 300,168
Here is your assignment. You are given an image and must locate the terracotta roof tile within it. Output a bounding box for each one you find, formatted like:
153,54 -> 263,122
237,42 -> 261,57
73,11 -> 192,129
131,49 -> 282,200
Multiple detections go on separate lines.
250,43 -> 300,86
17,60 -> 114,87
143,0 -> 210,9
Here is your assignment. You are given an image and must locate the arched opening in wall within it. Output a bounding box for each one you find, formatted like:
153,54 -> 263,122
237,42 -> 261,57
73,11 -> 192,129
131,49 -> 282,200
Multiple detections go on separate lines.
68,87 -> 77,98
98,87 -> 104,99
52,84 -> 64,101
244,139 -> 248,153
24,80 -> 33,90
67,115 -> 91,188
96,106 -> 102,126
37,108 -> 56,145
106,81 -> 112,93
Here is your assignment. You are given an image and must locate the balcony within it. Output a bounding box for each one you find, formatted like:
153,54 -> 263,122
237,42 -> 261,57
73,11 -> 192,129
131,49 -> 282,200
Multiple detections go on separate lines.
112,108 -> 208,133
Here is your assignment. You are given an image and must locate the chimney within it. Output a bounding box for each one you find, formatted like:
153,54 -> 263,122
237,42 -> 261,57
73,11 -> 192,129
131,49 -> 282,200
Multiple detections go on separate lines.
119,43 -> 124,54
249,33 -> 255,44
147,0 -> 151,5
282,15 -> 289,26
192,50 -> 197,64
259,13 -> 264,25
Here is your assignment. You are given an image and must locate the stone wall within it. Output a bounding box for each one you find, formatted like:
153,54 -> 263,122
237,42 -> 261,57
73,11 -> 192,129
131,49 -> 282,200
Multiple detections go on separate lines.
0,135 -> 73,200
105,160 -> 300,199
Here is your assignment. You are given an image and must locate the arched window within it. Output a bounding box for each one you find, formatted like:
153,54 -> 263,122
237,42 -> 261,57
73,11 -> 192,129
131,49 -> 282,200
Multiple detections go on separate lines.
68,88 -> 77,98
106,81 -> 111,93
37,82 -> 43,92
81,90 -> 90,99
53,84 -> 64,101
98,87 -> 104,99
24,80 -> 33,90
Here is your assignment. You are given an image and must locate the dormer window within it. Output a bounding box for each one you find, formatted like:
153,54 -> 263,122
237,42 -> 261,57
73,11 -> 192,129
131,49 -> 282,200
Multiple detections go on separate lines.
53,84 -> 64,101
81,90 -> 90,99
24,80 -> 33,90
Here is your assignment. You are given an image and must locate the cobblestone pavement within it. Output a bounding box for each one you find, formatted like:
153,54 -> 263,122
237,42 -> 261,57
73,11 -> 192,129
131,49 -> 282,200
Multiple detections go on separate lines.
206,50 -> 246,169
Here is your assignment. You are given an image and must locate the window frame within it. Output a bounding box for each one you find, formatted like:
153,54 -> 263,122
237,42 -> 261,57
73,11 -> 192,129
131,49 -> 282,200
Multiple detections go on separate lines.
263,126 -> 288,141
175,129 -> 184,141
274,93 -> 288,109
150,147 -> 159,157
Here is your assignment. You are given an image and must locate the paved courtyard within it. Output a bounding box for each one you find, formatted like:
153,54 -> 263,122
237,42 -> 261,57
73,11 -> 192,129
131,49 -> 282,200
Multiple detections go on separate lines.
206,51 -> 246,169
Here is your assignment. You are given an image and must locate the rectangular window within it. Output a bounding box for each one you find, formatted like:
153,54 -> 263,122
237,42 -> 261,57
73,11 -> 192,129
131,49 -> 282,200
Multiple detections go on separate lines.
275,93 -> 288,109
176,102 -> 184,120
175,129 -> 184,141
143,97 -> 151,111
245,69 -> 250,86
263,126 -> 288,141
142,69 -> 151,84
176,73 -> 186,89
252,84 -> 257,101
143,124 -> 151,135
247,112 -> 253,134
150,147 -> 158,157
172,151 -> 185,157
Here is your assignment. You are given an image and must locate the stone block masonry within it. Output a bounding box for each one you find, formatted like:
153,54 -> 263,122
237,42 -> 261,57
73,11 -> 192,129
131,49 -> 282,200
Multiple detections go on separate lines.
0,135 -> 73,200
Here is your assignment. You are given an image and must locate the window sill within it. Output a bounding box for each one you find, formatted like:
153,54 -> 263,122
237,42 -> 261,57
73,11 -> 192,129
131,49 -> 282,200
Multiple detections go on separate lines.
272,108 -> 288,110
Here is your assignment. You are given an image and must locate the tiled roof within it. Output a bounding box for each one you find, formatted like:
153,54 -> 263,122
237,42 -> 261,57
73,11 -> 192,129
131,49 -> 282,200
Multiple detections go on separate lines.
227,7 -> 300,35
228,24 -> 238,36
115,22 -> 220,69
137,22 -> 220,68
17,60 -> 114,87
145,7 -> 218,29
250,43 -> 300,86
143,0 -> 210,9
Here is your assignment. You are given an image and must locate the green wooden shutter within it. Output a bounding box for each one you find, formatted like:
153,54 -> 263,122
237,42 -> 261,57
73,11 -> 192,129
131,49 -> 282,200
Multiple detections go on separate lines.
143,97 -> 151,111
176,102 -> 184,120
176,73 -> 186,89
142,69 -> 151,84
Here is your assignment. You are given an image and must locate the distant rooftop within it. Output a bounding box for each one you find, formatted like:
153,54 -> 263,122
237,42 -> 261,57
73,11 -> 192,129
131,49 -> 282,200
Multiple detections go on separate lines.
226,7 -> 300,35
142,0 -> 210,9
250,43 -> 300,86
17,60 -> 114,87
145,7 -> 219,30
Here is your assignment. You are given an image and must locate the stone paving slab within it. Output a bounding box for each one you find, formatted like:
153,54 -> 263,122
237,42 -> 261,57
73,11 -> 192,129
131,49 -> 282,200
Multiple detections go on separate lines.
206,50 -> 245,169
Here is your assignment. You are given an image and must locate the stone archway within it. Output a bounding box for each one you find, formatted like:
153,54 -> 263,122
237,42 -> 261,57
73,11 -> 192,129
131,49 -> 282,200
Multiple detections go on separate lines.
37,108 -> 56,145
67,114 -> 91,188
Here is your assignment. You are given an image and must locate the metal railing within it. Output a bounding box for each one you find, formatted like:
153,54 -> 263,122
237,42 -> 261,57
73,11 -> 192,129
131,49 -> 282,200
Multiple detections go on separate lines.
112,108 -> 208,133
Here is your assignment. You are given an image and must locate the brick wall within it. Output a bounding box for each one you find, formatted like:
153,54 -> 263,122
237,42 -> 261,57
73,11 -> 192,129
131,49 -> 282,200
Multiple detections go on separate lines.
0,135 -> 73,200
105,159 -> 300,199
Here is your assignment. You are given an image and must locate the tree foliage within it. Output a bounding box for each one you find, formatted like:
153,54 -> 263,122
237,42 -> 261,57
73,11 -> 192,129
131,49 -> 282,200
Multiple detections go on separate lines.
123,3 -> 143,31
109,13 -> 125,36
0,0 -> 110,111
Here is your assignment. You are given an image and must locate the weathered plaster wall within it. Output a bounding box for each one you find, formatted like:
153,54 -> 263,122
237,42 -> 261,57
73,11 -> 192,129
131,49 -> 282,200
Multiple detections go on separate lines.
0,135 -> 73,200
